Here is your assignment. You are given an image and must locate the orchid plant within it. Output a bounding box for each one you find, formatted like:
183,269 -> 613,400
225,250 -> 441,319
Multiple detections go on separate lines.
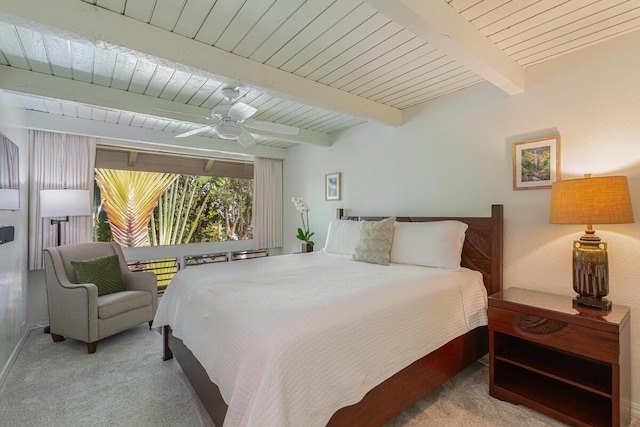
291,197 -> 314,247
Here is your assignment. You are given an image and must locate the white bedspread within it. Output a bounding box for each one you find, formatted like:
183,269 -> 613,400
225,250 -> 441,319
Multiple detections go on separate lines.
153,251 -> 487,427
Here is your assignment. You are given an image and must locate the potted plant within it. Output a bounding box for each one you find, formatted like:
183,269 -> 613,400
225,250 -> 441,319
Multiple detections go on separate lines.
291,197 -> 314,252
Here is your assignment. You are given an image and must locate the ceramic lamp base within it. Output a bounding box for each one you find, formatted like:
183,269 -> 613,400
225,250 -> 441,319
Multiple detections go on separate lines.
572,239 -> 610,310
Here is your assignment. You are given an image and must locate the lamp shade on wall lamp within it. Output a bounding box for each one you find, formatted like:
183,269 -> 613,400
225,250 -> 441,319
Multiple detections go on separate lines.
40,189 -> 91,218
549,174 -> 634,311
0,188 -> 19,210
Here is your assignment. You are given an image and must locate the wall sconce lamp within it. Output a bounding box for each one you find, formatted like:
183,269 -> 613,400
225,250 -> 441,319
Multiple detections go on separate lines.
549,174 -> 634,311
40,189 -> 91,246
0,188 -> 19,210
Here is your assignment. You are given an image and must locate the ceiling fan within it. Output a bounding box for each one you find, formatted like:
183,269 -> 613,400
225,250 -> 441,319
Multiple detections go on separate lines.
174,86 -> 299,147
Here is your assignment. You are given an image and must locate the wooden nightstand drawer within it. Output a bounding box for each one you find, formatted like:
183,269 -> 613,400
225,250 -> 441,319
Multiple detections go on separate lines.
488,306 -> 618,363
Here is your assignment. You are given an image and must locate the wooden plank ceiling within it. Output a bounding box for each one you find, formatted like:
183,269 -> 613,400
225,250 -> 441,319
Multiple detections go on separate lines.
0,0 -> 638,152
447,0 -> 640,67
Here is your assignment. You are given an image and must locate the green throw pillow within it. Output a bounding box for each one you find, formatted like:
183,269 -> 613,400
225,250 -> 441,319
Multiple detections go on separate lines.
353,216 -> 396,265
71,254 -> 125,296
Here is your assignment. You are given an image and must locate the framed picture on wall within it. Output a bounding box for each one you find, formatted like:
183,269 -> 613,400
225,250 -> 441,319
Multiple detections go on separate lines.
325,172 -> 341,201
513,136 -> 561,190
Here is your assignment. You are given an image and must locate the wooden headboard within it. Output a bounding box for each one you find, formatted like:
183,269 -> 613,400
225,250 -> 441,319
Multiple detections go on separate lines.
339,204 -> 503,296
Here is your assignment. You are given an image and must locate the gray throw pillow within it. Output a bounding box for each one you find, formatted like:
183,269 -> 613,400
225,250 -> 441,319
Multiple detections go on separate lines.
71,254 -> 126,296
353,217 -> 396,265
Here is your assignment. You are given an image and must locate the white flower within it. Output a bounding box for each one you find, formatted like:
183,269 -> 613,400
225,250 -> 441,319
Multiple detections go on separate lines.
291,196 -> 313,245
291,197 -> 310,213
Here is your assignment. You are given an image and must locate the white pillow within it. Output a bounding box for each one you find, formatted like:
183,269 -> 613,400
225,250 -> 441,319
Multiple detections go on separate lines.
390,220 -> 468,269
323,219 -> 363,256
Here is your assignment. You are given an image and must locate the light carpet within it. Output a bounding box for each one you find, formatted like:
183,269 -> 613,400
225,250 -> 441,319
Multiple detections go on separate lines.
1,325 -> 637,427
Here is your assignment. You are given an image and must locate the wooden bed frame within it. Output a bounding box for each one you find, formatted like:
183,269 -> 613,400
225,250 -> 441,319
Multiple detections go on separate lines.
162,204 -> 503,426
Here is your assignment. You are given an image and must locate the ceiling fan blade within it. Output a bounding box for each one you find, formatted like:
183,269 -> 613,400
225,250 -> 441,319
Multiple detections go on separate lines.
176,126 -> 212,138
243,119 -> 300,135
228,102 -> 257,122
237,128 -> 256,148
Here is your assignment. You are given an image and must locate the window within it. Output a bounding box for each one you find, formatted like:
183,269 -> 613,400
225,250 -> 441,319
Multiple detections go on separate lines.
94,146 -> 253,245
92,146 -> 255,287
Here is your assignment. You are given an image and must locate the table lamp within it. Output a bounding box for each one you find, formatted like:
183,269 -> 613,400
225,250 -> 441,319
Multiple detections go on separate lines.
40,189 -> 91,246
549,174 -> 634,311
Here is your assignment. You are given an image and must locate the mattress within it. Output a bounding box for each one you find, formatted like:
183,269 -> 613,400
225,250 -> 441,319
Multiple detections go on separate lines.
153,251 -> 488,427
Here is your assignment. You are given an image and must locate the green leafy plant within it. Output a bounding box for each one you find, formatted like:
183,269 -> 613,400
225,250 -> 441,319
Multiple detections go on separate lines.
291,197 -> 314,246
95,169 -> 178,247
150,175 -> 223,246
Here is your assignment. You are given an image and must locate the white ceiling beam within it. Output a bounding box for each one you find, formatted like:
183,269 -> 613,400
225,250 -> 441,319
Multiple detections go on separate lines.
0,65 -> 332,147
365,0 -> 525,95
23,110 -> 288,160
0,0 -> 402,127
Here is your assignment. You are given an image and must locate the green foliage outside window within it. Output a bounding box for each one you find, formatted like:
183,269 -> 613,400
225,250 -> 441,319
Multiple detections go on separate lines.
93,169 -> 253,287
94,170 -> 253,246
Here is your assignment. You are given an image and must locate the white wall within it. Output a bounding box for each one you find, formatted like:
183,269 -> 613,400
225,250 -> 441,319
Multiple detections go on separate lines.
283,30 -> 640,409
0,92 -> 29,385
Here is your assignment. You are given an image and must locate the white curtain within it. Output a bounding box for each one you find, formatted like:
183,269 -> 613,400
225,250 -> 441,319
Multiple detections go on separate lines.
0,132 -> 18,189
29,130 -> 96,270
252,157 -> 283,249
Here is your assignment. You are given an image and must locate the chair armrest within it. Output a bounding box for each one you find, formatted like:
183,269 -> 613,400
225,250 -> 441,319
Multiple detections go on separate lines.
44,249 -> 99,342
110,242 -> 158,314
122,270 -> 156,292
44,249 -> 100,299
122,270 -> 158,314
52,283 -> 99,315
62,281 -> 99,293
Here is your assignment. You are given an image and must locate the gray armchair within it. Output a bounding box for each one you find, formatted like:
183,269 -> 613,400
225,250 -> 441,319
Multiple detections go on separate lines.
43,242 -> 157,354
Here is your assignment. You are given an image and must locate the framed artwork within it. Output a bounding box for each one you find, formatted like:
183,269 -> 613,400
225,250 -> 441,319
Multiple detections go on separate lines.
513,136 -> 561,190
325,172 -> 341,201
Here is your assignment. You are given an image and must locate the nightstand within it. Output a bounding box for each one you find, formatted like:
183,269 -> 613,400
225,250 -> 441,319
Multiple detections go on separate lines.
488,288 -> 631,427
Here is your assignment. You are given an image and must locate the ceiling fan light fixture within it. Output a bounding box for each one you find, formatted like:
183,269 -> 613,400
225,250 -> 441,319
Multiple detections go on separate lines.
214,122 -> 243,140
221,86 -> 240,102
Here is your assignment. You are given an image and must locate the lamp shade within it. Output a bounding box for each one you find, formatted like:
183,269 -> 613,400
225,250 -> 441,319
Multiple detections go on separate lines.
0,188 -> 19,210
550,176 -> 634,225
40,189 -> 91,217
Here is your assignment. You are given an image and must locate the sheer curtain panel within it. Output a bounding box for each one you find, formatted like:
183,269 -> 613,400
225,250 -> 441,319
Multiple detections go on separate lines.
0,133 -> 18,188
29,130 -> 96,270
252,157 -> 283,249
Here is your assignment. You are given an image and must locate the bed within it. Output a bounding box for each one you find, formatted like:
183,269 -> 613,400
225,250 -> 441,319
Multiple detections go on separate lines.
155,204 -> 503,426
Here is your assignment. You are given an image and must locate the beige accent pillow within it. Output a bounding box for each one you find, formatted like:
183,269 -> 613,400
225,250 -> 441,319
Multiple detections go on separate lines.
352,217 -> 396,265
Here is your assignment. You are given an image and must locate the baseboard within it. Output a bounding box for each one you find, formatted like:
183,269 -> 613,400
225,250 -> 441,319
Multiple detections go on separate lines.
0,327 -> 30,390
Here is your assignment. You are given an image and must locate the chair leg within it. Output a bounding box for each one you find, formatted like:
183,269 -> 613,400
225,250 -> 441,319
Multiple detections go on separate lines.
148,320 -> 153,330
87,342 -> 97,354
51,333 -> 65,342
